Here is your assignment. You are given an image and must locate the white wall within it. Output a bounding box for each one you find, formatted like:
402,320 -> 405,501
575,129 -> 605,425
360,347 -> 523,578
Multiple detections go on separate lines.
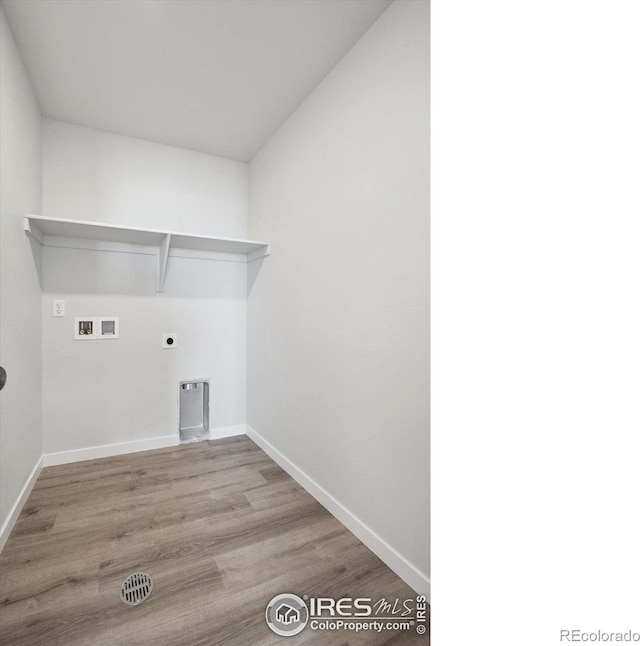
247,0 -> 429,591
41,121 -> 249,455
43,119 -> 248,238
0,8 -> 43,537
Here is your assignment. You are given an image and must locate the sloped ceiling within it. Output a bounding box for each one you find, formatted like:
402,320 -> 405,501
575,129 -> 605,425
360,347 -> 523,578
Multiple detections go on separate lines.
2,0 -> 392,161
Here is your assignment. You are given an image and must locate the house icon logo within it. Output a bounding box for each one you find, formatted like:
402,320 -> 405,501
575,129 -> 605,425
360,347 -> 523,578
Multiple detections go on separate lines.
276,603 -> 300,625
265,594 -> 308,636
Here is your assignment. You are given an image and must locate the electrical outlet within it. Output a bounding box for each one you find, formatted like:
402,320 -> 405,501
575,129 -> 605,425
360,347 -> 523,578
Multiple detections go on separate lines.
53,300 -> 65,317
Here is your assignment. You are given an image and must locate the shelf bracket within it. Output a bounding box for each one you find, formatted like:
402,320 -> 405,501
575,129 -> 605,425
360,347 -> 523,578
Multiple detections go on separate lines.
24,217 -> 44,245
157,234 -> 171,292
247,245 -> 270,263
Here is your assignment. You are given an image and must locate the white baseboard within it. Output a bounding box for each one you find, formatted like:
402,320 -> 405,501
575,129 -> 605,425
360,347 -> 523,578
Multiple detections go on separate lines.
246,425 -> 430,601
209,424 -> 247,441
43,434 -> 181,466
0,455 -> 44,554
42,425 -> 247,467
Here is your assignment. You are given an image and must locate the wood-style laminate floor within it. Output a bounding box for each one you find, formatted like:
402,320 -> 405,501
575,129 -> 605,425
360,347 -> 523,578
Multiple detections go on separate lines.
0,436 -> 428,645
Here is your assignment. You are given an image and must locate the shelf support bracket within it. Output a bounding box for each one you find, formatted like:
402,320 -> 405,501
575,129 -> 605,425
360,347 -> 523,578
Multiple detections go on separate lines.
157,234 -> 171,292
247,245 -> 270,263
24,217 -> 44,245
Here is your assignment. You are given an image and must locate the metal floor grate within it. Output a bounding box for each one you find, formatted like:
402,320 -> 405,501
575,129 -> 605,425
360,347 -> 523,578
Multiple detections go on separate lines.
120,572 -> 153,606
